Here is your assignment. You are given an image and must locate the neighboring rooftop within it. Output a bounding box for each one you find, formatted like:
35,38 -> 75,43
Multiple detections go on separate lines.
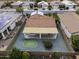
62,0 -> 77,5
0,12 -> 21,31
58,12 -> 79,34
11,1 -> 24,6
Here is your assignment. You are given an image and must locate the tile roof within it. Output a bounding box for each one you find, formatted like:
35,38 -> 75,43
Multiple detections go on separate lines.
25,14 -> 56,28
58,12 -> 79,34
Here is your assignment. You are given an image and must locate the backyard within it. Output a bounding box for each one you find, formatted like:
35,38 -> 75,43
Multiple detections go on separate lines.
12,30 -> 69,52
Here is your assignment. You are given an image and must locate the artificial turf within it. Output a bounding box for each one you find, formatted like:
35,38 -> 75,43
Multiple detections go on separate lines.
23,40 -> 38,48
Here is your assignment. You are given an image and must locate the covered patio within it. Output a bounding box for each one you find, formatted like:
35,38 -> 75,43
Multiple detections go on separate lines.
23,28 -> 58,39
23,14 -> 58,39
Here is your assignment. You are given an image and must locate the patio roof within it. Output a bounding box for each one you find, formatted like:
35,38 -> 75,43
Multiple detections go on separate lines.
58,12 -> 79,34
23,27 -> 58,34
23,14 -> 58,34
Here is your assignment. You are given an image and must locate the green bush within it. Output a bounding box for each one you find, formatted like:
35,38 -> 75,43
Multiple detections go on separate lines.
16,7 -> 23,12
35,0 -> 47,3
59,5 -> 65,10
43,40 -> 53,49
22,52 -> 30,59
34,7 -> 38,10
52,52 -> 62,59
76,9 -> 79,15
48,5 -> 52,10
9,47 -> 21,59
26,14 -> 30,18
53,13 -> 60,24
71,35 -> 79,51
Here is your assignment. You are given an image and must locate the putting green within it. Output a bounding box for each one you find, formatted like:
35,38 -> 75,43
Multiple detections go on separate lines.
23,40 -> 38,48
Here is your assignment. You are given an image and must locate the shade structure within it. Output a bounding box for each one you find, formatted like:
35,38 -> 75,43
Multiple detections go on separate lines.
23,27 -> 58,34
31,11 -> 44,16
38,1 -> 48,7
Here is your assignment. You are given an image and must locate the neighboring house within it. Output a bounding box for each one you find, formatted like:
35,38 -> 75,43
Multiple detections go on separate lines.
11,1 -> 24,8
62,0 -> 77,10
50,1 -> 63,10
0,1 -> 4,8
0,12 -> 22,40
58,12 -> 79,38
23,13 -> 58,39
38,1 -> 48,9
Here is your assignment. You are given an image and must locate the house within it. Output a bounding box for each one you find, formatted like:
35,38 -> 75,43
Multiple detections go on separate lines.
62,0 -> 77,10
50,1 -> 62,10
58,12 -> 79,38
23,13 -> 58,39
11,1 -> 24,8
38,1 -> 48,9
0,1 -> 4,8
0,12 -> 22,40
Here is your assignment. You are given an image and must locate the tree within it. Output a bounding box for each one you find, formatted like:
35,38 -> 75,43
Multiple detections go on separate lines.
9,47 -> 21,59
76,9 -> 79,15
35,0 -> 47,3
71,35 -> 79,51
48,4 -> 52,10
59,5 -> 65,10
43,40 -> 53,49
16,6 -> 24,16
53,13 -> 60,24
22,52 -> 30,59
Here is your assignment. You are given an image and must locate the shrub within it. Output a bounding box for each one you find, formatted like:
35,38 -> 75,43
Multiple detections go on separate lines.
26,14 -> 30,18
43,40 -> 53,49
76,9 -> 79,15
71,35 -> 79,51
29,3 -> 33,9
9,47 -> 21,59
59,5 -> 65,10
35,0 -> 47,3
22,52 -> 30,59
16,7 -> 23,12
34,7 -> 38,10
53,13 -> 60,24
48,5 -> 52,10
52,52 -> 62,59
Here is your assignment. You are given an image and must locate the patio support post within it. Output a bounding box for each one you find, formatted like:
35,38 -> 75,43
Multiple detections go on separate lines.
39,34 -> 41,39
54,34 -> 57,39
6,29 -> 9,34
1,32 -> 6,39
